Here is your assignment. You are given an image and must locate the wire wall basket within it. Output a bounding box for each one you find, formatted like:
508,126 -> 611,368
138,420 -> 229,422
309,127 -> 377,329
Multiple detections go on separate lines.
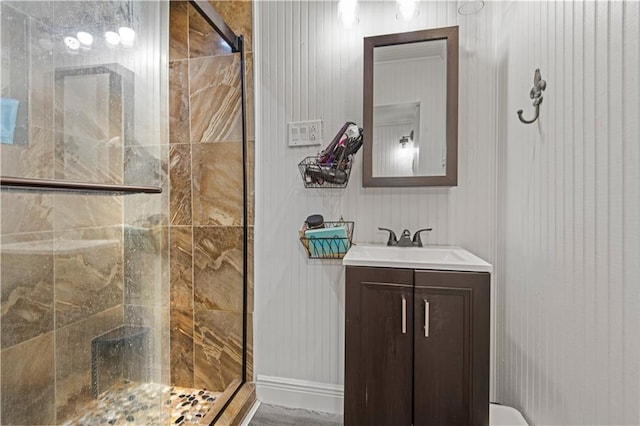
299,221 -> 354,259
298,156 -> 352,189
298,121 -> 363,189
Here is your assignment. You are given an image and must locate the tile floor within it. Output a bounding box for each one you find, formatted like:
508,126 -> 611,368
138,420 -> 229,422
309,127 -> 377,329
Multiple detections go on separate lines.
248,403 -> 343,426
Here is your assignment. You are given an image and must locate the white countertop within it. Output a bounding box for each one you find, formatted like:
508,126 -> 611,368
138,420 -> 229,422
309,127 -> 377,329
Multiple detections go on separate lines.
342,243 -> 493,273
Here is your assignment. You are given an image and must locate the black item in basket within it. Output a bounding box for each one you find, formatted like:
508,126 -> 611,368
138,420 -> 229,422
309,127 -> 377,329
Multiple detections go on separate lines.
300,158 -> 352,187
298,122 -> 362,188
304,164 -> 348,185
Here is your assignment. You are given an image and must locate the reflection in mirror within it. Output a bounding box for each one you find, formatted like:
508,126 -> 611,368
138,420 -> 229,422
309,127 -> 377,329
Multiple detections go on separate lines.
373,102 -> 421,177
363,26 -> 458,187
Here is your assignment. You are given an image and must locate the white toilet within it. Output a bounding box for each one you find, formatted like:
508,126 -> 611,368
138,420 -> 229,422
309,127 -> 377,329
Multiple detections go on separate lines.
490,403 -> 529,425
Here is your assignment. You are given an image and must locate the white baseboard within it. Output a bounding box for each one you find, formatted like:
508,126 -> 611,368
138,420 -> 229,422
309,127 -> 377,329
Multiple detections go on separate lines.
240,400 -> 261,426
255,375 -> 344,415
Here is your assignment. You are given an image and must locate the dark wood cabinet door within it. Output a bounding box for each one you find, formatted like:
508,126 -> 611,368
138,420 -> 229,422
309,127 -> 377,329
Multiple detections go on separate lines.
345,267 -> 414,426
413,270 -> 490,426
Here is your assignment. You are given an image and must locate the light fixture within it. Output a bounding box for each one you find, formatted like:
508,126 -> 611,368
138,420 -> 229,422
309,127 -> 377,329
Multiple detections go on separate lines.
399,130 -> 414,147
64,36 -> 80,54
338,0 -> 359,28
396,0 -> 419,21
76,31 -> 93,47
118,26 -> 136,47
104,31 -> 121,46
457,1 -> 485,15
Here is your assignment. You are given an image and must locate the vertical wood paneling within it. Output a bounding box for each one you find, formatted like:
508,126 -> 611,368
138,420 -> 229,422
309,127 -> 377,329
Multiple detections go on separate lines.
622,3 -> 640,423
496,1 -> 640,424
255,0 -> 497,393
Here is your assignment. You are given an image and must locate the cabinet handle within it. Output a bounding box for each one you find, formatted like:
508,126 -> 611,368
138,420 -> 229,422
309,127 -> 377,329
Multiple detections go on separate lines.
424,299 -> 430,337
401,296 -> 407,334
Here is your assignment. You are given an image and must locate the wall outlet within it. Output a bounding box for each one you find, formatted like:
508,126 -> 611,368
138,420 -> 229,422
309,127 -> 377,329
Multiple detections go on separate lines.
288,120 -> 322,147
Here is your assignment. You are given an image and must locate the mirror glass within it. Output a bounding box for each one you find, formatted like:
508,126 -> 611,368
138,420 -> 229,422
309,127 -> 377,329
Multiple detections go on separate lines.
363,27 -> 458,187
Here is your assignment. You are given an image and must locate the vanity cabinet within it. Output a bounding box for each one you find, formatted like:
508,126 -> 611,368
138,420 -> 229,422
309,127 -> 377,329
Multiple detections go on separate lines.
345,266 -> 490,426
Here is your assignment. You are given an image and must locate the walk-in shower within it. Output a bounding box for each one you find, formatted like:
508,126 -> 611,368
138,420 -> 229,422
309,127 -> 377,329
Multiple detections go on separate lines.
0,1 -> 250,424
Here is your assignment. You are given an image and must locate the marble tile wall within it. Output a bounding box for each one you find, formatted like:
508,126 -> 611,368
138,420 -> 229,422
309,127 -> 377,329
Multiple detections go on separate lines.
168,0 -> 255,396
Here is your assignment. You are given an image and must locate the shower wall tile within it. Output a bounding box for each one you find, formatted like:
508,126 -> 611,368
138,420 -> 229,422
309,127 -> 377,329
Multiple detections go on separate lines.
247,139 -> 255,226
124,305 -> 171,384
53,193 -> 122,230
188,3 -> 233,59
246,313 -> 253,382
209,0 -> 253,51
0,3 -> 29,146
55,306 -> 122,423
189,55 -> 242,143
170,1 -> 189,61
124,144 -> 168,187
0,192 -> 53,235
1,331 -> 55,425
123,144 -> 170,229
193,226 -> 243,312
124,225 -> 169,307
169,143 -> 192,225
54,228 -> 123,328
167,0 -> 254,389
29,19 -> 54,131
170,307 -> 194,387
1,128 -> 54,178
55,134 -> 123,184
245,53 -> 255,140
192,142 -> 243,226
0,130 -> 54,233
170,226 -> 193,309
0,234 -> 54,348
193,309 -> 242,392
169,60 -> 191,144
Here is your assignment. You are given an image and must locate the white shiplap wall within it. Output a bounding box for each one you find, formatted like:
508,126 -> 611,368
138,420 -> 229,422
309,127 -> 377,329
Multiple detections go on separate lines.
496,1 -> 640,425
254,0 -> 497,411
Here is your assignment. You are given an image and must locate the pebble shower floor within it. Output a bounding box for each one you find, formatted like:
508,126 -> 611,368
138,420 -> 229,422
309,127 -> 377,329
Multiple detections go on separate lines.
62,380 -> 220,425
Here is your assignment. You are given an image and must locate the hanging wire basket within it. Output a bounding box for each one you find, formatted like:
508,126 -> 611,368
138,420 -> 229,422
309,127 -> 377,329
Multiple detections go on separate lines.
297,121 -> 363,189
298,156 -> 352,188
299,221 -> 355,259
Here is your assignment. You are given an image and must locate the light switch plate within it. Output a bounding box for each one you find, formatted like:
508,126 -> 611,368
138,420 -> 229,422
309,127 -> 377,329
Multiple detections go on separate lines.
288,120 -> 322,147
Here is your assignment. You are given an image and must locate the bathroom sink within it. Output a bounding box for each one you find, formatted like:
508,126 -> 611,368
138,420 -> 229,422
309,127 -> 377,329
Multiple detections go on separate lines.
342,243 -> 492,272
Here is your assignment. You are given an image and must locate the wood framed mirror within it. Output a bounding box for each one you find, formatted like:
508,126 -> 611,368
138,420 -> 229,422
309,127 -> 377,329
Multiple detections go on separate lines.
363,26 -> 458,187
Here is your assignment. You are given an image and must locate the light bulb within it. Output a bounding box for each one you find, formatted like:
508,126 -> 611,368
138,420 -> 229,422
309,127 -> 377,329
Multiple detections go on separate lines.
118,26 -> 136,47
338,0 -> 359,28
104,31 -> 120,46
64,36 -> 80,53
76,31 -> 93,46
396,0 -> 419,21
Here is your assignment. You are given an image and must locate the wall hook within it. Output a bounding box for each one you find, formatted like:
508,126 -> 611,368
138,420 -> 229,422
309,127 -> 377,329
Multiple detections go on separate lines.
517,68 -> 547,124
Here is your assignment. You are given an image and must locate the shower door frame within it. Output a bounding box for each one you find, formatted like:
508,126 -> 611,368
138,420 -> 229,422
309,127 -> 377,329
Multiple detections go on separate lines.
187,1 -> 250,422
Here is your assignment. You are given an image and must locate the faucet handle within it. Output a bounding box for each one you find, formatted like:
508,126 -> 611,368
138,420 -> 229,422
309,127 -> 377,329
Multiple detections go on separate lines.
412,228 -> 433,247
378,227 -> 398,246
